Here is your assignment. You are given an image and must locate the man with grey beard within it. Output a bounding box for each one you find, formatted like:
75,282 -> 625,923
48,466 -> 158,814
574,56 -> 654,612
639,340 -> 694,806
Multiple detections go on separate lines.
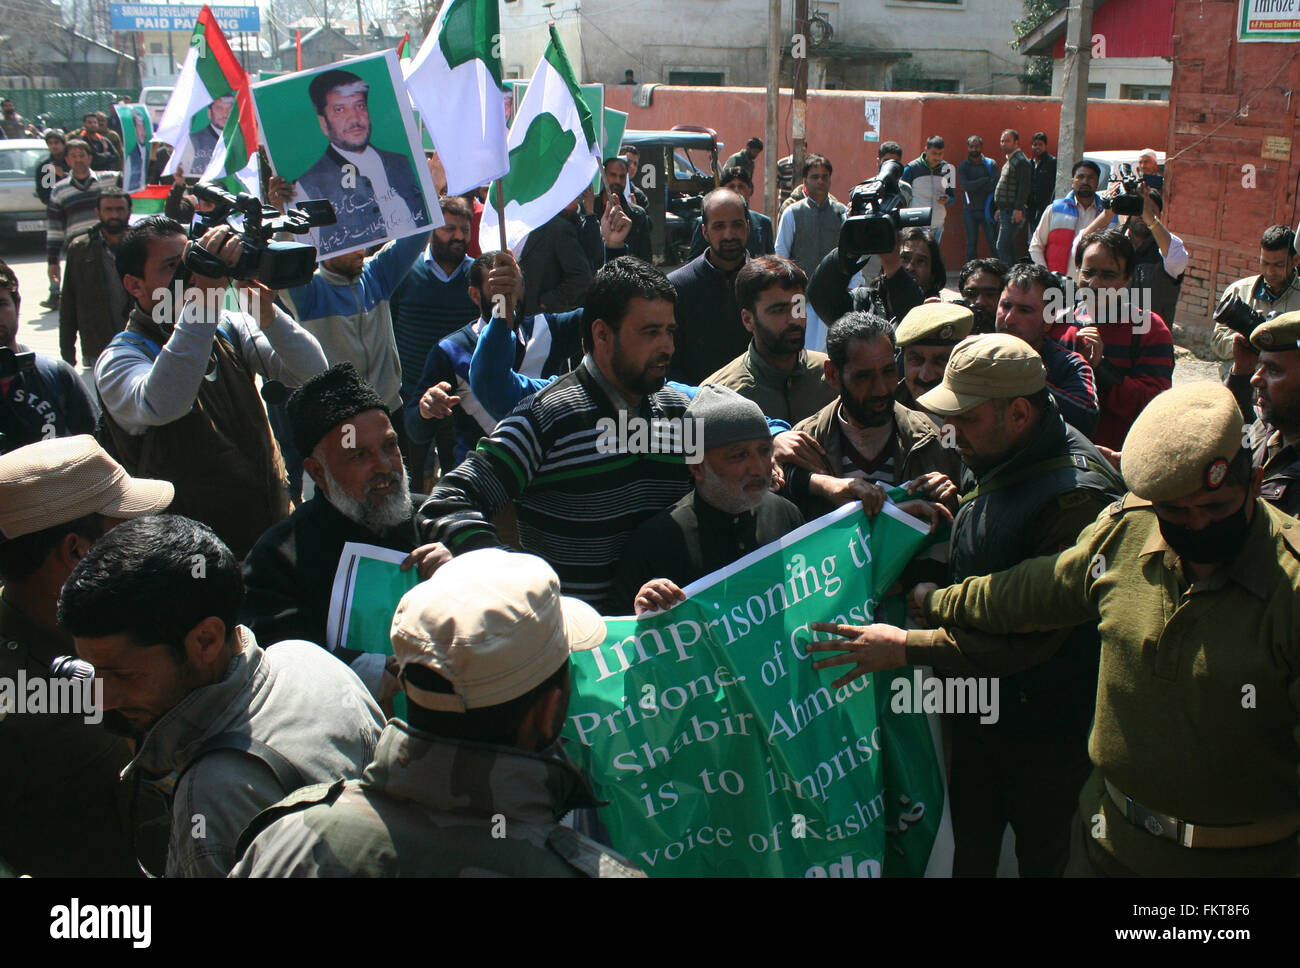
611,384 -> 805,615
240,363 -> 449,701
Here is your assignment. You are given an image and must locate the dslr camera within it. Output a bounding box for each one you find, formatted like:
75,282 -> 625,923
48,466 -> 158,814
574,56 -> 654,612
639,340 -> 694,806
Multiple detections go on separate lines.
1214,291 -> 1269,339
838,160 -> 931,266
1108,163 -> 1146,217
185,183 -> 337,290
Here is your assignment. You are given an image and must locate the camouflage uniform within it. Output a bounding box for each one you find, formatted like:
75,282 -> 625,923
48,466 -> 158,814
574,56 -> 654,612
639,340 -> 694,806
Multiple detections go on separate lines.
230,721 -> 644,877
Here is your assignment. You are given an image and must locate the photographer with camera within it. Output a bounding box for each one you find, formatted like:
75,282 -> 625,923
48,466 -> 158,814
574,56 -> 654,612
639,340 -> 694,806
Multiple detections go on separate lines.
806,160 -> 927,329
1213,225 -> 1300,380
95,216 -> 328,559
0,260 -> 98,455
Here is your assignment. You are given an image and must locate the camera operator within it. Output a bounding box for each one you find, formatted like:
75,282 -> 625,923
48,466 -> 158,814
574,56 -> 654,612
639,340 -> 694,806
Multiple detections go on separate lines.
1213,225 -> 1300,379
1074,181 -> 1187,327
95,216 -> 328,559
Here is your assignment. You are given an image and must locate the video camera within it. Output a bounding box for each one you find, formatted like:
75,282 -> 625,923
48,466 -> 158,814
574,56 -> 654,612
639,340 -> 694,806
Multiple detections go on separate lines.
1214,292 -> 1270,340
1108,163 -> 1146,217
185,183 -> 337,290
838,160 -> 932,266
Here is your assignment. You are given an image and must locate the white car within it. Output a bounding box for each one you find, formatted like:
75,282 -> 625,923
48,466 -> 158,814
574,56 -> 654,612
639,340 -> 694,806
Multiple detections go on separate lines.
0,139 -> 49,246
140,86 -> 174,126
1082,149 -> 1166,189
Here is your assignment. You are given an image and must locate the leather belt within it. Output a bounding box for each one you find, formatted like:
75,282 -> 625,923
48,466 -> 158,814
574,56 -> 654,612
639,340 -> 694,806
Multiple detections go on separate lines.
1105,778 -> 1300,849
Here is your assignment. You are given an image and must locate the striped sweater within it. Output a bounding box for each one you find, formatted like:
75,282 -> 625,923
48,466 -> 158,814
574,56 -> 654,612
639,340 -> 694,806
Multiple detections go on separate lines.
418,360 -> 693,612
46,170 -> 119,262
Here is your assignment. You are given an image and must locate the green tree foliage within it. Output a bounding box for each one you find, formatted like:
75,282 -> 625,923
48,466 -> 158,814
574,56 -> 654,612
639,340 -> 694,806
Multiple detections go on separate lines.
1011,0 -> 1068,95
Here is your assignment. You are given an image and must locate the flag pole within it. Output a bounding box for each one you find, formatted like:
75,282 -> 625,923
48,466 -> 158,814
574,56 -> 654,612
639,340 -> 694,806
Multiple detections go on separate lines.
494,180 -> 507,253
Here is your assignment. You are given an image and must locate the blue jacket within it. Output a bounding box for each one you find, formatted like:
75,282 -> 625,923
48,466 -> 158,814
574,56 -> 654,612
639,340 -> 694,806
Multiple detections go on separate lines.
405,310 -> 583,463
280,232 -> 425,410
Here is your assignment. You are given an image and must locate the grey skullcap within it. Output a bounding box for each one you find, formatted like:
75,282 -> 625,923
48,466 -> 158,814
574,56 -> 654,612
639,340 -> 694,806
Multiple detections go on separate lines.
686,383 -> 770,451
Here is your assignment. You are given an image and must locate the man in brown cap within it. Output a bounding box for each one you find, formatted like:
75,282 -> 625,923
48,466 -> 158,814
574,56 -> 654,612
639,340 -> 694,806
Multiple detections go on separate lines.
1227,310 -> 1300,517
893,301 -> 974,410
231,549 -> 643,877
808,333 -> 1122,876
0,436 -> 173,876
807,381 -> 1300,876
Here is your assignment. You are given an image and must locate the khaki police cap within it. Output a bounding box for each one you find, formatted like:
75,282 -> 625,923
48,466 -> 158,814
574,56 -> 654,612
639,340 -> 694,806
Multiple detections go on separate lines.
1250,310 -> 1300,351
390,548 -> 606,713
1121,383 -> 1244,502
0,435 -> 173,539
895,302 -> 975,347
915,333 -> 1046,416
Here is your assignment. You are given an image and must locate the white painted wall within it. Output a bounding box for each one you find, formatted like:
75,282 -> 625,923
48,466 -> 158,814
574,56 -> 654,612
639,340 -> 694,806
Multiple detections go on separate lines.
1049,56 -> 1172,99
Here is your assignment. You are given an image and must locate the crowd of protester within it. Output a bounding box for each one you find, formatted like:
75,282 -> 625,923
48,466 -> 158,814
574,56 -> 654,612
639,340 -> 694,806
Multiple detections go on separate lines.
4,116 -> 1300,881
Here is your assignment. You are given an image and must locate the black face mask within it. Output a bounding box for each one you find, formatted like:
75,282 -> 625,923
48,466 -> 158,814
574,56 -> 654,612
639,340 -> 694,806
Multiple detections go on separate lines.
1158,496 -> 1253,565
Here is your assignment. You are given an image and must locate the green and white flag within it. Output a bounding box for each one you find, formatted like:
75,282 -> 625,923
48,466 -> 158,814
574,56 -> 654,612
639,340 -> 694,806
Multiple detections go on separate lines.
480,25 -> 600,254
155,6 -> 258,192
403,0 -> 507,192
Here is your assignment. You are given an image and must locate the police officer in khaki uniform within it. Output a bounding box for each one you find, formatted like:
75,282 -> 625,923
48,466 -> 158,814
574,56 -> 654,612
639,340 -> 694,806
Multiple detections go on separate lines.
231,549 -> 644,878
808,333 -> 1123,876
894,302 -> 974,411
1226,310 -> 1300,517
807,381 -> 1300,876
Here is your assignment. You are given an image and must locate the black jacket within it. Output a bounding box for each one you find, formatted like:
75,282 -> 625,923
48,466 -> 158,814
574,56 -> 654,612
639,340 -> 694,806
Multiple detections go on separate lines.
594,192 -> 652,262
666,250 -> 752,384
519,212 -> 594,316
240,491 -> 426,667
807,247 -> 926,328
611,489 -> 804,614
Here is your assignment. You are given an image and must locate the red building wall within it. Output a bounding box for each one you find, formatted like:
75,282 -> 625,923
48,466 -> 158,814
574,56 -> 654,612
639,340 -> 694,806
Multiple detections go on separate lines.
606,85 -> 1169,293
1167,0 -> 1300,337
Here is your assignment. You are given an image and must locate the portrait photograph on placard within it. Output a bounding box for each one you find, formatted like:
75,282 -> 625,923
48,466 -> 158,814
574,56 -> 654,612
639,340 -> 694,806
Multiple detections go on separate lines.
251,50 -> 440,257
115,103 -> 155,193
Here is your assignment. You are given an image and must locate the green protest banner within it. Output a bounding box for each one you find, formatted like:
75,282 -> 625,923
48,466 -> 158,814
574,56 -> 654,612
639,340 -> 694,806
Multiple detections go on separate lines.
326,542 -> 420,719
562,501 -> 949,877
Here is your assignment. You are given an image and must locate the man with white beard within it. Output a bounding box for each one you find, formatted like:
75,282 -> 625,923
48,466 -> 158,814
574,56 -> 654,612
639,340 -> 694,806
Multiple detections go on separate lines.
610,384 -> 805,615
240,363 -> 449,700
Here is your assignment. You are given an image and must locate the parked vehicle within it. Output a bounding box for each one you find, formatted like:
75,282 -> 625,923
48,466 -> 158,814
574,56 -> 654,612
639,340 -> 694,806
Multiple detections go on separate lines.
621,126 -> 721,267
0,139 -> 49,247
1082,149 -> 1166,188
140,86 -> 175,126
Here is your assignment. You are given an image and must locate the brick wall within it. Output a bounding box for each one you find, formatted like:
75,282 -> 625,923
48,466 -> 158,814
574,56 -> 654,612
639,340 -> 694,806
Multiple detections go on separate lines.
1168,1 -> 1300,337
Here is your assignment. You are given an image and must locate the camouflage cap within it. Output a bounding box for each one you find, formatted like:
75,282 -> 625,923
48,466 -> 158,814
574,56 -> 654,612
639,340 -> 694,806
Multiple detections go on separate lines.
1250,310 -> 1300,351
1121,383 -> 1245,502
895,302 -> 975,347
390,549 -> 605,713
916,333 -> 1046,415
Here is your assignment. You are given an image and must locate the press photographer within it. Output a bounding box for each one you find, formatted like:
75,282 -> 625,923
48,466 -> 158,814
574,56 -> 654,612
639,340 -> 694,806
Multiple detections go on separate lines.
1075,176 -> 1188,327
95,214 -> 328,559
1213,225 -> 1300,379
806,160 -> 929,327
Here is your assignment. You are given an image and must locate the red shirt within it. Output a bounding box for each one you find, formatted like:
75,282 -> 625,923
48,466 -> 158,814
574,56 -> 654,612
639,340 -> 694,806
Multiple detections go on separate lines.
1049,302 -> 1174,449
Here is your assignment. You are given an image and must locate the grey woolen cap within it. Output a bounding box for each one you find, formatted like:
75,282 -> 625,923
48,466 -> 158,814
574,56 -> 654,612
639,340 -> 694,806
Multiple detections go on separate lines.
686,384 -> 770,451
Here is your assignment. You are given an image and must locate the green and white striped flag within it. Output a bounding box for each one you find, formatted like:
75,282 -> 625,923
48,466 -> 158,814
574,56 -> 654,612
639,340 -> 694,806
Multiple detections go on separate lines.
155,5 -> 258,193
403,0 -> 508,194
480,25 -> 600,255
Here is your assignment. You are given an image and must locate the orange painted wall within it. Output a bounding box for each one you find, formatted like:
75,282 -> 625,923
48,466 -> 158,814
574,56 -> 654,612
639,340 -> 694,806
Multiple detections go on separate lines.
605,86 -> 1169,278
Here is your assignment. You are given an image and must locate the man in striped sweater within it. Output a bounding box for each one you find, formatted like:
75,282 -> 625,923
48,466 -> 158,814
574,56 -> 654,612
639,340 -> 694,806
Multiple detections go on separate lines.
419,258 -> 693,613
1049,229 -> 1173,449
45,140 -> 119,315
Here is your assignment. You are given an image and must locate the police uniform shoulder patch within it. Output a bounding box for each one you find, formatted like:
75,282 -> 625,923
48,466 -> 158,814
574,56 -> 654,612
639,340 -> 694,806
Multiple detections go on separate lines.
234,778 -> 349,861
1206,458 -> 1229,489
